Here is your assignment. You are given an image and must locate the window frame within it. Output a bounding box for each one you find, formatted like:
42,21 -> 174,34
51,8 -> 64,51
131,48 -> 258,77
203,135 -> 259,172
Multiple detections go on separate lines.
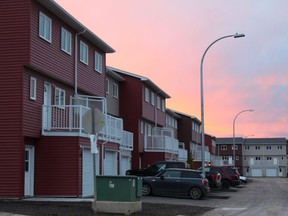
80,41 -> 88,65
221,145 -> 227,150
106,79 -> 109,94
30,76 -> 37,100
55,87 -> 65,108
61,27 -> 72,55
39,11 -> 52,43
145,87 -> 150,103
95,51 -> 103,73
112,83 -> 119,98
151,92 -> 155,106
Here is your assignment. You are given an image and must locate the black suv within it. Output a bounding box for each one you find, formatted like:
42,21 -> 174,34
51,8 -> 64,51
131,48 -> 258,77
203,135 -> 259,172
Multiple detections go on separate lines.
126,161 -> 189,176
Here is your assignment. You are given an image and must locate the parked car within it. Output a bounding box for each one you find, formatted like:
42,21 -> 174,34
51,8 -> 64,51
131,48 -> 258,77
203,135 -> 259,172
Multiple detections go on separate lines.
142,168 -> 210,200
204,166 -> 240,190
126,161 -> 189,176
198,167 -> 222,188
240,176 -> 247,184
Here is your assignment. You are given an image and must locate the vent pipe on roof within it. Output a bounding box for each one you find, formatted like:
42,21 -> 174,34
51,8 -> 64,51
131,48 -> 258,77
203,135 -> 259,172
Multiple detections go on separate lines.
74,29 -> 86,96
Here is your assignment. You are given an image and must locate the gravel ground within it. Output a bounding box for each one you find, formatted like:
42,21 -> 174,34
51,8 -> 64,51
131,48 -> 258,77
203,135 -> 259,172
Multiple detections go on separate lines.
0,200 -> 214,216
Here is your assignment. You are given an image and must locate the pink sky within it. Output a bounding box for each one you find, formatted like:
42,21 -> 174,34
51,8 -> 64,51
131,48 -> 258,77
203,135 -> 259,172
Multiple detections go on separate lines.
55,0 -> 288,138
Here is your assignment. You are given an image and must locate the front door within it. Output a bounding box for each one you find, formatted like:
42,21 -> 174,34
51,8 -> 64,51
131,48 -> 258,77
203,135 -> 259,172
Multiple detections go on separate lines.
43,83 -> 52,129
24,146 -> 35,197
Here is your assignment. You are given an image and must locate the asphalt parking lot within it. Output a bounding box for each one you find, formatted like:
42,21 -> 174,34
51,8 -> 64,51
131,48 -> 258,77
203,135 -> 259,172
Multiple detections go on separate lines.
1,178 -> 288,216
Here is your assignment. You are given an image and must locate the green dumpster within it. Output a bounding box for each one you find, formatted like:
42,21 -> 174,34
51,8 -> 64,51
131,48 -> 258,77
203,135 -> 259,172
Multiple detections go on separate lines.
96,175 -> 142,202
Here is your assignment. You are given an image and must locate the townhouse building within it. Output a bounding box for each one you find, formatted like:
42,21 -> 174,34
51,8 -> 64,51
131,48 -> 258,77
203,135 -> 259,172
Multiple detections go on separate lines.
175,111 -> 210,169
108,67 -> 187,169
242,138 -> 287,177
216,137 -> 287,177
0,0 -> 134,199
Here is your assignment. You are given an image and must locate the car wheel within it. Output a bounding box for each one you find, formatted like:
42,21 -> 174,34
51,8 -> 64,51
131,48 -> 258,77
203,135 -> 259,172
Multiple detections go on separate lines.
189,187 -> 203,200
142,183 -> 152,196
221,180 -> 230,190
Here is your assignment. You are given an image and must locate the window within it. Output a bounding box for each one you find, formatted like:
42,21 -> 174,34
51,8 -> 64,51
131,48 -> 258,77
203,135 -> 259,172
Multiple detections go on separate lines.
277,146 -> 283,150
267,157 -> 272,160
236,156 -> 239,160
30,77 -> 37,100
255,156 -> 261,160
80,41 -> 88,64
39,12 -> 52,42
106,79 -> 109,94
55,87 -> 65,107
245,146 -> 250,150
157,96 -> 160,109
161,99 -> 165,112
222,156 -> 228,160
140,121 -> 143,134
221,145 -> 227,150
151,92 -> 155,106
266,146 -> 272,150
95,51 -> 103,73
255,146 -> 261,150
145,87 -> 150,103
232,145 -> 238,150
61,28 -> 71,54
112,83 -> 118,98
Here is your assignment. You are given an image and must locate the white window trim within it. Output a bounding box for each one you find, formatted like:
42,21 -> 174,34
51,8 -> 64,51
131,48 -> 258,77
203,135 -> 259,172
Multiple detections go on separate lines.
112,83 -> 119,98
55,87 -> 65,108
157,96 -> 160,109
145,87 -> 150,103
151,92 -> 155,106
80,41 -> 88,65
161,99 -> 165,112
61,27 -> 71,55
39,12 -> 52,43
30,77 -> 37,100
221,145 -> 227,150
95,51 -> 103,73
106,79 -> 109,94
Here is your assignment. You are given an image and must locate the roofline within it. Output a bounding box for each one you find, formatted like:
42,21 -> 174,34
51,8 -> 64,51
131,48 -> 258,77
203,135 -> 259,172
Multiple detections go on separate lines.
172,110 -> 201,123
107,66 -> 171,98
106,68 -> 125,81
37,0 -> 115,53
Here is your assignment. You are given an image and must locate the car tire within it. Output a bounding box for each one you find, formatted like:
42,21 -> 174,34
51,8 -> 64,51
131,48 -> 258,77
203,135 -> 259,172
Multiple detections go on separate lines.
221,180 -> 230,190
189,187 -> 203,200
142,183 -> 152,196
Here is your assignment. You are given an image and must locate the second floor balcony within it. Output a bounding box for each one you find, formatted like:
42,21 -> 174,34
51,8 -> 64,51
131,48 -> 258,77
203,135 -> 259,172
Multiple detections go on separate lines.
42,104 -> 133,151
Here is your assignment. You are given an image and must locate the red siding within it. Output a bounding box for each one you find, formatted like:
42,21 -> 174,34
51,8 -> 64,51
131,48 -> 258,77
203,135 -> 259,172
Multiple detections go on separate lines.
0,0 -> 30,198
30,2 -> 106,96
35,136 -> 81,196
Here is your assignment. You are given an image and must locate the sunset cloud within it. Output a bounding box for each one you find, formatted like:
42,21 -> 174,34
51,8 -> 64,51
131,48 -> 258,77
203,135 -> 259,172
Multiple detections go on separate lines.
55,0 -> 288,138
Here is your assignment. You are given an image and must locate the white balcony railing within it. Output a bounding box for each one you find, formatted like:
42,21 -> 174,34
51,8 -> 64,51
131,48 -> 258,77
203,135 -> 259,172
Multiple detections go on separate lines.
178,148 -> 188,161
120,130 -> 133,151
249,160 -> 279,166
193,150 -> 211,162
42,105 -> 133,148
145,135 -> 179,154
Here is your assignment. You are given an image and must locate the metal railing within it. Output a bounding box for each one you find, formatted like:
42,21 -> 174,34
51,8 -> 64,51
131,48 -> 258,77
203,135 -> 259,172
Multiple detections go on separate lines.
145,135 -> 179,154
42,105 -> 132,148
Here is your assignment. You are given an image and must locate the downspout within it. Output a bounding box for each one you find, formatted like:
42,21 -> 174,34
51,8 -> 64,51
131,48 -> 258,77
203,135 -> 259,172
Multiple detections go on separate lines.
74,29 -> 86,96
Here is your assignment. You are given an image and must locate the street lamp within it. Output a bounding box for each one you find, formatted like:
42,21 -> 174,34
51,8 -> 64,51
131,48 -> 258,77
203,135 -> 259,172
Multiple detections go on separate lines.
200,33 -> 245,176
232,109 -> 254,168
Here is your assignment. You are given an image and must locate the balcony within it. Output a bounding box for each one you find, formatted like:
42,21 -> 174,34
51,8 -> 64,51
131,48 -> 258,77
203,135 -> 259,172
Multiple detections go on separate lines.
42,105 -> 133,150
145,135 -> 179,154
248,160 -> 279,167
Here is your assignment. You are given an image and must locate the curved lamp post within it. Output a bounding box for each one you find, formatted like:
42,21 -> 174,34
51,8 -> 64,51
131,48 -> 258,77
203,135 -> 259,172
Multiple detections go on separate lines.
232,109 -> 254,168
242,134 -> 254,175
200,33 -> 245,176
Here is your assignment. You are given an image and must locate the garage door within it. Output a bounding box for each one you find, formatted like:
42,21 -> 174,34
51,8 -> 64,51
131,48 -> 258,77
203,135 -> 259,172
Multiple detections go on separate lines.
266,169 -> 277,177
120,156 -> 131,175
82,148 -> 99,197
251,169 -> 262,177
103,150 -> 117,175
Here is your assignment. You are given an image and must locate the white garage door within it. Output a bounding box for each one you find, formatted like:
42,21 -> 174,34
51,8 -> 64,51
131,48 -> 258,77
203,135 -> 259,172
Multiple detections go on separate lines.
120,156 -> 131,175
251,169 -> 263,177
266,169 -> 277,177
104,150 -> 117,175
82,148 -> 99,197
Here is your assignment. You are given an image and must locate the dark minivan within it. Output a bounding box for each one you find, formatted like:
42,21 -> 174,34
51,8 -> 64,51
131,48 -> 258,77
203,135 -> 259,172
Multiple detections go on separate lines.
126,161 -> 190,176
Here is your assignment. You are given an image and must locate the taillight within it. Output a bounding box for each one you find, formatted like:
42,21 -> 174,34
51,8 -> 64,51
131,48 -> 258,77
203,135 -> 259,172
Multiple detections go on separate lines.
202,179 -> 208,187
217,174 -> 221,181
232,174 -> 239,179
